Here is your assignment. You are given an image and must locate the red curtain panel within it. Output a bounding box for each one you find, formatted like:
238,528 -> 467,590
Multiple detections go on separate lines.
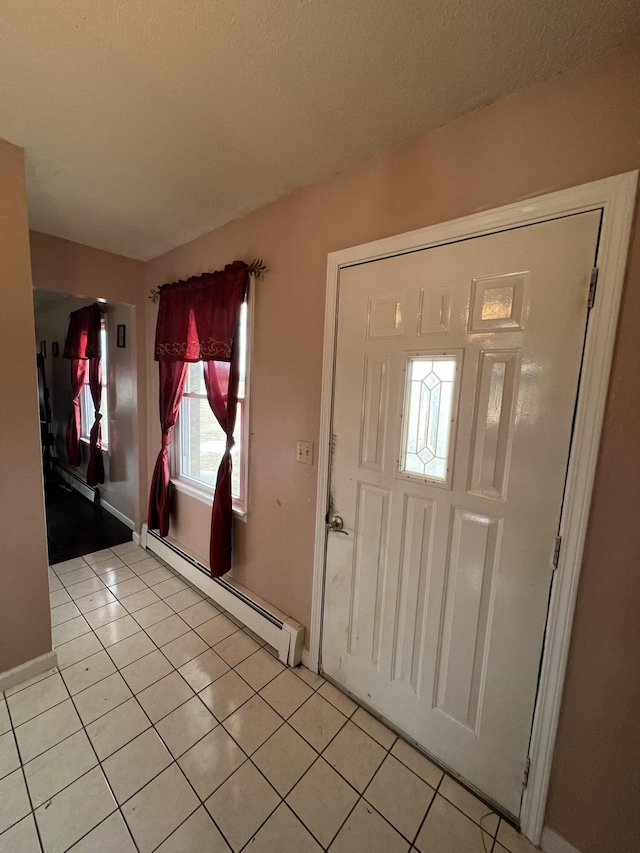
65,358 -> 87,466
203,351 -> 240,578
86,354 -> 104,486
149,261 -> 248,577
63,304 -> 103,477
147,360 -> 188,537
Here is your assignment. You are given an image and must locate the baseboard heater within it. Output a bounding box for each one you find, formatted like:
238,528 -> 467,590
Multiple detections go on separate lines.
51,461 -> 134,530
140,524 -> 304,667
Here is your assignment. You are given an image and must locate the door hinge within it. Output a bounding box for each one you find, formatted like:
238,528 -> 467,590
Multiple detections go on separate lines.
552,535 -> 562,569
522,757 -> 531,789
588,267 -> 599,309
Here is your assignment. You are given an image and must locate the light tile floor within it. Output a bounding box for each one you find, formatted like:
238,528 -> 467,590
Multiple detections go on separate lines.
0,542 -> 541,852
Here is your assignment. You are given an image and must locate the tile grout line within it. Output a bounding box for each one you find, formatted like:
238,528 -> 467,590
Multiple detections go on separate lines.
2,699 -> 45,852
11,667 -> 141,853
52,664 -> 142,852
287,752 -> 357,851
316,682 -> 506,846
311,717 -> 407,851
50,570 -> 281,758
98,551 -> 306,850
56,578 -> 207,702
144,652 -> 329,849
7,549 -> 185,850
10,663 -> 428,853
117,613 -> 247,853
6,674 -> 438,853
230,689 -> 390,850
34,546 -> 512,853
410,767 -> 446,851
58,549 -> 284,851
249,676 -> 484,850
202,647 -> 433,853
235,802 -> 303,853
67,643 -> 204,853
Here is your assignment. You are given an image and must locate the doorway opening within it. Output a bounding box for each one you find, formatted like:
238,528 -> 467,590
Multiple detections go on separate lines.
310,172 -> 637,845
33,288 -> 139,564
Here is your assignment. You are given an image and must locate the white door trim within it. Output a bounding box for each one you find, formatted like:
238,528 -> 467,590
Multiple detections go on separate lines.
310,172 -> 638,845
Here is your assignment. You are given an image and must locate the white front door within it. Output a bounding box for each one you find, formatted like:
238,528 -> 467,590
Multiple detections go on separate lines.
321,211 -> 601,817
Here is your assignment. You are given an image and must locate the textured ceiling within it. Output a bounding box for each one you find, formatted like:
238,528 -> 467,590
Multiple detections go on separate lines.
1,1 -> 638,260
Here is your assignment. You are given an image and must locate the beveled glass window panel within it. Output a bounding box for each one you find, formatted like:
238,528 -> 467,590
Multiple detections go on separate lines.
469,272 -> 527,333
481,286 -> 513,320
400,355 -> 458,483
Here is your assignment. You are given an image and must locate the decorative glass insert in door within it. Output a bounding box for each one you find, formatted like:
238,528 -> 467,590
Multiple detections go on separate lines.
400,355 -> 458,483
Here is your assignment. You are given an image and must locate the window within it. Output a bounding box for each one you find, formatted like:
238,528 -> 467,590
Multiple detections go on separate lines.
80,323 -> 109,449
399,354 -> 458,484
175,302 -> 248,514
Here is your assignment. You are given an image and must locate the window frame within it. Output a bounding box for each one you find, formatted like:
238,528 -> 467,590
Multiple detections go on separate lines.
79,322 -> 109,451
171,294 -> 251,519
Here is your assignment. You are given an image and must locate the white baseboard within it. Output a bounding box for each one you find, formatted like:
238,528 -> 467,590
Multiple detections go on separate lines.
54,462 -> 95,502
52,461 -> 134,530
141,525 -> 304,666
132,530 -> 141,546
0,650 -> 58,693
542,826 -> 583,853
100,499 -> 134,531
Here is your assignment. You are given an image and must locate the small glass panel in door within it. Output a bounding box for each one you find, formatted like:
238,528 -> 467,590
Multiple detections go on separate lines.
400,354 -> 458,484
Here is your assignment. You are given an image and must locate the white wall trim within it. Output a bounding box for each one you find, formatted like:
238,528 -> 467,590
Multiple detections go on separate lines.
168,477 -> 248,523
52,461 -> 134,530
100,499 -> 135,531
310,172 -> 638,845
53,461 -> 95,503
141,524 -> 304,666
541,826 -> 584,853
0,650 -> 58,693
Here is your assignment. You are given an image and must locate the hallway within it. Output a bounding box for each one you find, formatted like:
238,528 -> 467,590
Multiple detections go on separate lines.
44,477 -> 132,565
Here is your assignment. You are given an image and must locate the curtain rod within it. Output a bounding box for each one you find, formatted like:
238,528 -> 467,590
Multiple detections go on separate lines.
148,258 -> 268,304
68,302 -> 107,318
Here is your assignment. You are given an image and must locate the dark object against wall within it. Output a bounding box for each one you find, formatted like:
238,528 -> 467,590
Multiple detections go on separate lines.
117,324 -> 126,348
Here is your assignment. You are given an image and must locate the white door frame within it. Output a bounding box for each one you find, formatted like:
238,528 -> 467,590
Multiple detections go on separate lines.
309,172 -> 638,845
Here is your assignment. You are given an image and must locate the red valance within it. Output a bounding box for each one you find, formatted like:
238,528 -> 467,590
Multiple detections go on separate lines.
154,261 -> 248,362
63,304 -> 102,360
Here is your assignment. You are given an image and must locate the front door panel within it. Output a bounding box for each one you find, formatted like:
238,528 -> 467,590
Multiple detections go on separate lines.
322,212 -> 601,816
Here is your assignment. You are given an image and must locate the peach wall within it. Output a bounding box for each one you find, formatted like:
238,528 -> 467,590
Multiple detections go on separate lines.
29,232 -> 147,527
0,140 -> 52,673
145,44 -> 640,851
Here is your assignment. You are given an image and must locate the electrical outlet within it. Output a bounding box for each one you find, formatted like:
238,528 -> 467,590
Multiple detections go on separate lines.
296,440 -> 313,465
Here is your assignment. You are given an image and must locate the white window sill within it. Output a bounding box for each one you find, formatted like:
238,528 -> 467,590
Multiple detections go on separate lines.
170,477 -> 247,522
80,436 -> 109,452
